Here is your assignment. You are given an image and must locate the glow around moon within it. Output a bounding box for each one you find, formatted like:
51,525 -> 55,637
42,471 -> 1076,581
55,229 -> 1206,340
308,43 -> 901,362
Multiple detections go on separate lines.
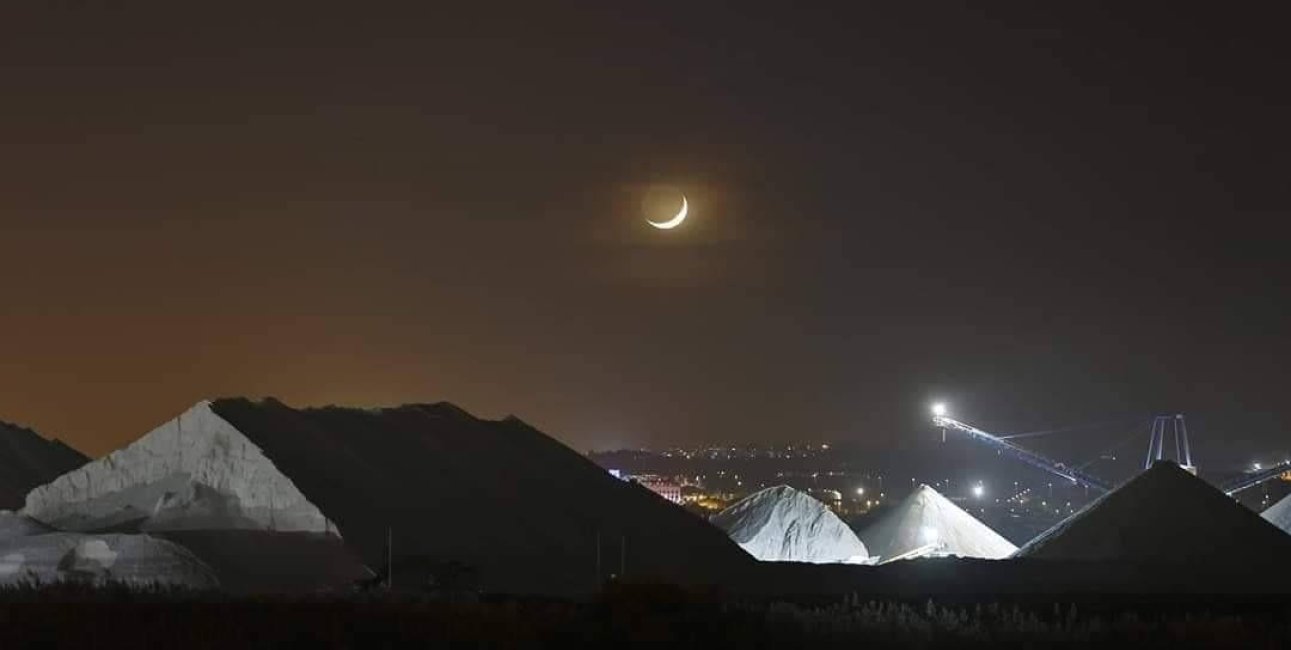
647,196 -> 688,230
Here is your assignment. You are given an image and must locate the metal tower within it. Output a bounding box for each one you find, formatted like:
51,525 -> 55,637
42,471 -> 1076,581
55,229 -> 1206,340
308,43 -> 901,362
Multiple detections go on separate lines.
1143,414 -> 1195,473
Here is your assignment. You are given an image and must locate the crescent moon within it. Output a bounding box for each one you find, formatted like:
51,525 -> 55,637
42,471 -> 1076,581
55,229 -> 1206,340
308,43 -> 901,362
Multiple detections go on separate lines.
647,196 -> 688,230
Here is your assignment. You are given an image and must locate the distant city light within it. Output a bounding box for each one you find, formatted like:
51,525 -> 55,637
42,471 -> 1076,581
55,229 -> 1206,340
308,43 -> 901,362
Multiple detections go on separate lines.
856,487 -> 865,496
931,402 -> 947,417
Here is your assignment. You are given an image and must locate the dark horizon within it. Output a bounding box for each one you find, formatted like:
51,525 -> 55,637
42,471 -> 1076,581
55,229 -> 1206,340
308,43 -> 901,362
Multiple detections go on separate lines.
2,4 -> 1288,461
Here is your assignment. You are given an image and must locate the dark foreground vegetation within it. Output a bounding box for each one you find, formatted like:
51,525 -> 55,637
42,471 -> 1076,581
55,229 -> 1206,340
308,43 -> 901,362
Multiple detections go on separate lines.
2,583 -> 1290,649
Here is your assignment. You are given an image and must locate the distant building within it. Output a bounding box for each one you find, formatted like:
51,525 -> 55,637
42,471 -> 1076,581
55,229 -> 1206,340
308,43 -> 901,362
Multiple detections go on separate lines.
808,488 -> 843,512
634,475 -> 683,504
603,468 -> 685,504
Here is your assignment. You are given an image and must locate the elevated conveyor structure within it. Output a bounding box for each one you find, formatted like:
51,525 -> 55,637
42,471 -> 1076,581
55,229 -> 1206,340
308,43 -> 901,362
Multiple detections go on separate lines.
1221,461 -> 1291,496
932,405 -> 1287,497
932,410 -> 1111,492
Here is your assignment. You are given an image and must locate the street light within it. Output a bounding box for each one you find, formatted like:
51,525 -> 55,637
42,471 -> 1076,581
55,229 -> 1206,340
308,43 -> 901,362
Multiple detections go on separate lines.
932,403 -> 947,417
972,483 -> 984,499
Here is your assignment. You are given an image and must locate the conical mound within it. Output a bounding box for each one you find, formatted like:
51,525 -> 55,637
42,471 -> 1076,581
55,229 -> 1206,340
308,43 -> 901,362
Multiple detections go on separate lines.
1260,493 -> 1291,535
711,485 -> 870,564
23,399 -> 750,594
858,484 -> 1016,563
1015,461 -> 1291,562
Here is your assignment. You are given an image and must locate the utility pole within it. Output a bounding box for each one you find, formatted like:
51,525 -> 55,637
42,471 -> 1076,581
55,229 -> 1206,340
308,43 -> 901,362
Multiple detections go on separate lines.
595,530 -> 601,585
386,527 -> 393,591
619,535 -> 626,579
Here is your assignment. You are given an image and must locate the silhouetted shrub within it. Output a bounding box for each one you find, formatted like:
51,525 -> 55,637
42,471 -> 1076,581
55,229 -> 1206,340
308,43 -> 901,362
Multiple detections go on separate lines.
1,582 -> 1288,648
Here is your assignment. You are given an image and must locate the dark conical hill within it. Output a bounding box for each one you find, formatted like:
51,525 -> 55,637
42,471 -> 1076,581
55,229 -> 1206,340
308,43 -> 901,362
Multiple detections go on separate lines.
209,398 -> 751,594
1015,461 -> 1291,564
0,420 -> 88,510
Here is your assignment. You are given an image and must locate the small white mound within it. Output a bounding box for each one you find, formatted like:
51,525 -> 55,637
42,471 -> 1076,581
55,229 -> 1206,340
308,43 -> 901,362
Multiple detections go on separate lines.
711,485 -> 870,564
858,484 -> 1016,563
0,532 -> 217,588
1261,493 -> 1291,535
66,539 -> 119,574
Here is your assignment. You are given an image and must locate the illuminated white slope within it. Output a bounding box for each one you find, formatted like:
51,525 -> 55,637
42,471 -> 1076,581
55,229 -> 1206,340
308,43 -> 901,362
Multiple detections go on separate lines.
1261,493 -> 1291,535
711,485 -> 870,564
22,401 -> 336,535
858,484 -> 1016,563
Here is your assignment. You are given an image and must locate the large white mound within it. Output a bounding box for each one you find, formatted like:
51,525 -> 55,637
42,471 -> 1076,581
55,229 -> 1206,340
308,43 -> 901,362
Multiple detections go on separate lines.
23,402 -> 336,535
0,532 -> 217,588
20,398 -> 754,595
1262,493 -> 1291,535
858,484 -> 1016,563
711,485 -> 870,564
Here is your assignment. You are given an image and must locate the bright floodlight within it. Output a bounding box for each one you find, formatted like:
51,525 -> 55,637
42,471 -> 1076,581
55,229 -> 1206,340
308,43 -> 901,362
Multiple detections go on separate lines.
856,487 -> 865,496
931,403 -> 947,417
921,526 -> 939,543
972,484 -> 984,498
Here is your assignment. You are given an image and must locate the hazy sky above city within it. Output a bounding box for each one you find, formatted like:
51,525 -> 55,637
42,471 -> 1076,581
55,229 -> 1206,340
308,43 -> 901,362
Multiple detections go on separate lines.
1,4 -> 1287,461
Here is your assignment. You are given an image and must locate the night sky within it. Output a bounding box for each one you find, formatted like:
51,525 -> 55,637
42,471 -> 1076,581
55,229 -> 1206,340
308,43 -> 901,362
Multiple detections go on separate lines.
2,4 -> 1288,464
